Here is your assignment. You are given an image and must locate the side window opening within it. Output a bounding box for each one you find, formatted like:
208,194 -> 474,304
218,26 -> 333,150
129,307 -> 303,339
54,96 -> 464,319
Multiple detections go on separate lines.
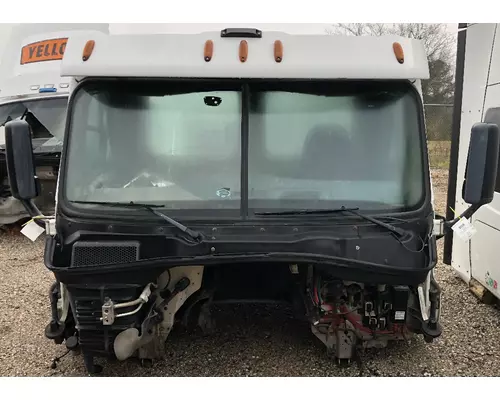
25,111 -> 53,139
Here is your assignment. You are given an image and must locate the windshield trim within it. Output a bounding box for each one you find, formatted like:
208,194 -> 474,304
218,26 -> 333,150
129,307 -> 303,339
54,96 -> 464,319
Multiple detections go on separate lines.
57,77 -> 431,223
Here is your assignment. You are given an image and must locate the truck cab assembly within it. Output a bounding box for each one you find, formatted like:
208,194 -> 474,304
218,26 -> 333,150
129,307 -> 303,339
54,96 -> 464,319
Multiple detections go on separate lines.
4,27 -> 499,374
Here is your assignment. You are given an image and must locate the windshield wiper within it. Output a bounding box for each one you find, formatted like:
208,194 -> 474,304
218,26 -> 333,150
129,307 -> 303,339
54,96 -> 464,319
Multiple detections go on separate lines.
70,200 -> 202,241
255,206 -> 409,238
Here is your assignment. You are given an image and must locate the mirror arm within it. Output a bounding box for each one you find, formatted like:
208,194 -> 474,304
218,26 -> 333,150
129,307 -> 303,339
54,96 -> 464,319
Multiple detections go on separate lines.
21,199 -> 45,228
443,203 -> 481,231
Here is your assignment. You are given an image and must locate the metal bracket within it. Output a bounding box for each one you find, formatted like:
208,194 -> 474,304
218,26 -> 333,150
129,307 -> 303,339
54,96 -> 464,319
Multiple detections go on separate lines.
432,218 -> 444,237
138,267 -> 204,360
417,272 -> 432,322
102,299 -> 115,325
45,218 -> 56,236
311,322 -> 357,360
57,283 -> 70,323
100,283 -> 154,326
336,328 -> 357,359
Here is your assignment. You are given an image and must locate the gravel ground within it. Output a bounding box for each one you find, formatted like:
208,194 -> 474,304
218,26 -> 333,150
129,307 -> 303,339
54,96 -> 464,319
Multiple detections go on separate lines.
1,168 -> 500,377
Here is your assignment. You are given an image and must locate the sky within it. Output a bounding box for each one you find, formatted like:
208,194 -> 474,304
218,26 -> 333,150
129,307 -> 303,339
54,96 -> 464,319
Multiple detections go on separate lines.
0,23 -> 459,66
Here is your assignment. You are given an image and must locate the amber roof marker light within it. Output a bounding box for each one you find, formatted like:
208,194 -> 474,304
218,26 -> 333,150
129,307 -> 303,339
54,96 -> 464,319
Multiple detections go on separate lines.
204,40 -> 214,62
82,40 -> 95,62
393,42 -> 404,64
274,40 -> 283,63
239,40 -> 248,63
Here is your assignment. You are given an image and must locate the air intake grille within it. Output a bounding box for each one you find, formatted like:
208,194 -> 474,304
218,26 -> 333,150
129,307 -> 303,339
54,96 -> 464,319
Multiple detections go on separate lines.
71,241 -> 140,267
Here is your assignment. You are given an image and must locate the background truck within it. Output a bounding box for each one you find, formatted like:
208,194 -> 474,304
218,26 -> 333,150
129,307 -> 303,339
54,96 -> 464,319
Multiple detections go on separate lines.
3,27 -> 499,374
0,23 -> 109,226
445,23 -> 500,302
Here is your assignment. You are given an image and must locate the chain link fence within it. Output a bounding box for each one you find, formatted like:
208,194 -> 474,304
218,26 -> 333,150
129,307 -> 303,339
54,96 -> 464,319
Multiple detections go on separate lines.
424,104 -> 453,169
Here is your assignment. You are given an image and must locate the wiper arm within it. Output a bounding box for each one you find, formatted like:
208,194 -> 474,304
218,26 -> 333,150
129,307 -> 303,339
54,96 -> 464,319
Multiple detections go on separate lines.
256,206 -> 408,238
70,200 -> 202,241
148,208 -> 202,241
255,207 -> 360,216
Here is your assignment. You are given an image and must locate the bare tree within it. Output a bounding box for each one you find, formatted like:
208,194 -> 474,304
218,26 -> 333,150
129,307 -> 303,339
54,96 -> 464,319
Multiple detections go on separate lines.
328,23 -> 457,140
331,24 -> 454,60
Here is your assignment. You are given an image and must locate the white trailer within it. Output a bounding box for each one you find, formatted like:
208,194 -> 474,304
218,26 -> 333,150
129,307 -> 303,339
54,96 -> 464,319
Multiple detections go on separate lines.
445,23 -> 500,301
0,24 -> 109,225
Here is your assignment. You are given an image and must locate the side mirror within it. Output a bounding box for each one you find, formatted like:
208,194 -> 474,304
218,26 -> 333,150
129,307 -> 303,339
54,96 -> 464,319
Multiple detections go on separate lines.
5,120 -> 38,200
462,122 -> 499,206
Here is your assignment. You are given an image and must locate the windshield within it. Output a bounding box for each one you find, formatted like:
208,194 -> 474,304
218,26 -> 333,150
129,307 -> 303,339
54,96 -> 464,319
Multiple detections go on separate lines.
0,97 -> 67,146
64,80 -> 425,216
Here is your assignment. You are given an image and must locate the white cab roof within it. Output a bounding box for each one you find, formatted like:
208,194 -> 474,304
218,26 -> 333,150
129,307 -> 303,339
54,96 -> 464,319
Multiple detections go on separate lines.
61,30 -> 430,80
